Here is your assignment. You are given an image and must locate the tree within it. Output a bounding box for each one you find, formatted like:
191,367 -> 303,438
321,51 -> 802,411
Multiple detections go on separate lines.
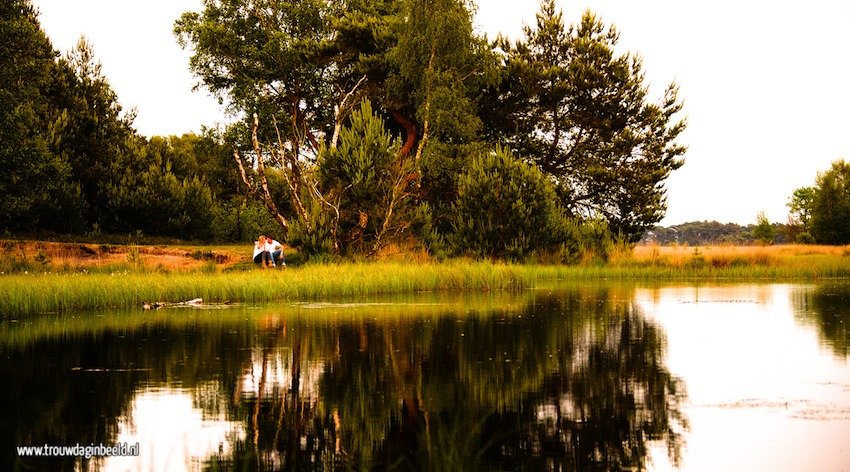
810,160 -> 850,245
388,0 -> 498,235
175,0 -> 393,246
752,211 -> 775,245
317,100 -> 414,256
0,0 -> 78,232
786,186 -> 816,242
175,0 -> 495,252
453,146 -> 564,260
483,1 -> 686,241
144,131 -> 240,200
788,186 -> 816,229
51,37 -> 139,229
387,0 -> 495,160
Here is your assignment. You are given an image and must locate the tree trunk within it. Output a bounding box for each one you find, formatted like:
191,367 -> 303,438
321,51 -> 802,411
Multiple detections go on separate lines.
392,110 -> 418,158
232,147 -> 289,236
414,47 -> 437,165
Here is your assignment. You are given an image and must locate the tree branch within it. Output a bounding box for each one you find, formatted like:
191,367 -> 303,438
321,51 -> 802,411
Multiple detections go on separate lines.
331,74 -> 368,150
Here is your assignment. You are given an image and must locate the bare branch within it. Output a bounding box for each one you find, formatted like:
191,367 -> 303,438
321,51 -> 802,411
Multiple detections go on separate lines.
250,113 -> 290,235
330,74 -> 368,150
270,114 -> 311,233
232,147 -> 256,197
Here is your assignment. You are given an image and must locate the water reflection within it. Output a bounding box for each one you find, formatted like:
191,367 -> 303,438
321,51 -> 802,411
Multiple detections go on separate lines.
793,284 -> 850,357
106,387 -> 244,471
1,288 -> 686,470
637,284 -> 850,472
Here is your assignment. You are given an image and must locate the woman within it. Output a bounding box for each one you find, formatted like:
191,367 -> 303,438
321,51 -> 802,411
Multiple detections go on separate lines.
253,235 -> 272,268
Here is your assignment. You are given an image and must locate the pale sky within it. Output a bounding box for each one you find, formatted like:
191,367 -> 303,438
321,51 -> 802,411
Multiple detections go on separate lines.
32,0 -> 850,226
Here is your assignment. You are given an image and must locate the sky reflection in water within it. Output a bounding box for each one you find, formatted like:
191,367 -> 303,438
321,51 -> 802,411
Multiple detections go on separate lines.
638,285 -> 850,471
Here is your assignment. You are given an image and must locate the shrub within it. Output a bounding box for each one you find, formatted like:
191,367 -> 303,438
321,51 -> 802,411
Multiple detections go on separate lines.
551,217 -> 616,264
210,198 -> 279,243
452,146 -> 563,260
286,197 -> 338,258
796,232 -> 816,244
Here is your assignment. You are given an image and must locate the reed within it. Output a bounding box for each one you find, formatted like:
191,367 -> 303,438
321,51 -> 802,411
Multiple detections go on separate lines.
0,262 -> 526,316
2,248 -> 850,317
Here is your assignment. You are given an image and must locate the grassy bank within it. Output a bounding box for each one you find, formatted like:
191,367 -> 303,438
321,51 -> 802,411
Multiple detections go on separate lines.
2,248 -> 850,316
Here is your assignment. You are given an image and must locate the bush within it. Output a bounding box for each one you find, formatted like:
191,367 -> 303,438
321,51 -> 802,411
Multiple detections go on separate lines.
551,217 -> 616,264
452,147 -> 563,260
210,198 -> 280,243
419,141 -> 482,235
796,232 -> 815,244
105,163 -> 215,239
286,197 -> 337,258
411,202 -> 449,260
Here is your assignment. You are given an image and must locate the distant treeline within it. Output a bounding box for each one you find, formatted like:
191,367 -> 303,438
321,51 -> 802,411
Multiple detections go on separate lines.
642,221 -> 793,246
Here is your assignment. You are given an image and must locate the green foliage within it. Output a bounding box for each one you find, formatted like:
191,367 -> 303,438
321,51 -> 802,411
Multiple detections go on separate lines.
318,100 -> 413,255
552,217 -> 616,264
483,1 -> 686,241
453,146 -> 564,260
51,38 -> 138,226
174,0 -> 363,144
0,0 -> 81,232
419,141 -> 483,234
387,0 -> 495,144
105,158 -> 215,240
787,186 -> 816,231
810,160 -> 850,245
145,132 -> 239,199
796,232 -> 816,244
171,0 -> 681,256
210,198 -> 279,243
410,202 -> 449,260
753,211 -> 775,245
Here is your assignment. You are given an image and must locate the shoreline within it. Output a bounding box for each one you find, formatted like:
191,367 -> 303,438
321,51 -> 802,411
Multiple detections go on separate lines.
2,256 -> 850,317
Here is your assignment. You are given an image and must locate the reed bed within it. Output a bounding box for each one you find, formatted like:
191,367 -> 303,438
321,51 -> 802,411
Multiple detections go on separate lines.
0,262 -> 529,317
2,246 -> 850,317
630,244 -> 849,267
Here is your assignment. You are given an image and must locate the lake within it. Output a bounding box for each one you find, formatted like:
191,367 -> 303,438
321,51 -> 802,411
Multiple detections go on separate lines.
1,283 -> 849,470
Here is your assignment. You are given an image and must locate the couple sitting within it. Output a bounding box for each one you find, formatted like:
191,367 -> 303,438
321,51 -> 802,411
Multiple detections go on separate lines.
253,235 -> 286,268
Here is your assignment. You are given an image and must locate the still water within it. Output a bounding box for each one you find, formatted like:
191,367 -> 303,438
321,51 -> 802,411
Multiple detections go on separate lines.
1,284 -> 849,471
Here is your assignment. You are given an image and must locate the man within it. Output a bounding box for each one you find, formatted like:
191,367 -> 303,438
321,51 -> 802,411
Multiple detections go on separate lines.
265,235 -> 286,267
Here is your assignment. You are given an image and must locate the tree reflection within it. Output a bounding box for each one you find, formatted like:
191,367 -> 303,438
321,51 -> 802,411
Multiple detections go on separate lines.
0,287 -> 687,471
219,287 -> 687,470
0,318 -> 260,470
793,284 -> 850,358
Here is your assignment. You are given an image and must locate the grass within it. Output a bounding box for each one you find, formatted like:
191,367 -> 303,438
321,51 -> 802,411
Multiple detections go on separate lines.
629,243 -> 850,268
2,243 -> 850,317
0,290 -> 544,348
0,262 -> 531,316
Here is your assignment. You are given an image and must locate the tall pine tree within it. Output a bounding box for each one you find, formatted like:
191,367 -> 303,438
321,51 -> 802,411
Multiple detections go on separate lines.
0,0 -> 78,232
483,0 -> 686,241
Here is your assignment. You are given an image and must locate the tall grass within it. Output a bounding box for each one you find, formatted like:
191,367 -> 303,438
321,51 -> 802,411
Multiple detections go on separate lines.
0,262 -> 527,317
3,247 -> 850,317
